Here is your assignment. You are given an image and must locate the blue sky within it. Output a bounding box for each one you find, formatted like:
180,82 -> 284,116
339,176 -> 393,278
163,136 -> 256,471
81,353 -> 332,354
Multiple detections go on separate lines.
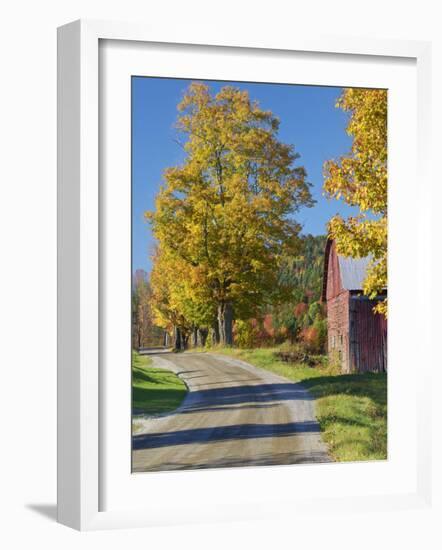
132,77 -> 356,275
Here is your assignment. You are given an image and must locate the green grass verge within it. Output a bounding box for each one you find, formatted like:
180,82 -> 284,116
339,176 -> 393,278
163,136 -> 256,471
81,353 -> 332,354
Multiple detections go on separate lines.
210,347 -> 387,462
132,351 -> 187,416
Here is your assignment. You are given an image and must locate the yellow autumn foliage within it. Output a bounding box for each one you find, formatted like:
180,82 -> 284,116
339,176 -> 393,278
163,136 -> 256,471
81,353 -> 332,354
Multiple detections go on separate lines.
148,83 -> 314,339
324,88 -> 387,316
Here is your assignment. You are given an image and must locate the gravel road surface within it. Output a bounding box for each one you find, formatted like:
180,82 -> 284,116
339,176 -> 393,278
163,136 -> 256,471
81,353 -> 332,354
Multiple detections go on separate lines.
132,352 -> 331,472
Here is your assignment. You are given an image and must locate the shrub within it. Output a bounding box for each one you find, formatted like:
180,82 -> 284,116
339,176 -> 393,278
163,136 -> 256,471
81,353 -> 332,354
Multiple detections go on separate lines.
234,319 -> 258,348
276,341 -> 313,365
263,314 -> 275,338
294,302 -> 308,318
313,316 -> 327,352
308,301 -> 322,321
299,326 -> 320,353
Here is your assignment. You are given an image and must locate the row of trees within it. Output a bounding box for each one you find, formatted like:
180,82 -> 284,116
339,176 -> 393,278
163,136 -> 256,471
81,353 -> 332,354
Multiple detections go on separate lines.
135,231 -> 328,351
131,269 -> 164,349
147,83 -> 314,348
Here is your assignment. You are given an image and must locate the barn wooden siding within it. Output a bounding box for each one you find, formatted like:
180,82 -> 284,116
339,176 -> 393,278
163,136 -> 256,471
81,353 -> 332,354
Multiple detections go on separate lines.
349,296 -> 387,373
326,292 -> 350,372
324,240 -> 342,302
324,240 -> 351,372
322,239 -> 387,374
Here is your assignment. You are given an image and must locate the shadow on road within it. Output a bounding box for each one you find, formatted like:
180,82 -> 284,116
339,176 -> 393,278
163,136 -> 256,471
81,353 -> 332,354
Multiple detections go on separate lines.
181,382 -> 313,411
133,420 -> 320,450
138,450 -> 331,471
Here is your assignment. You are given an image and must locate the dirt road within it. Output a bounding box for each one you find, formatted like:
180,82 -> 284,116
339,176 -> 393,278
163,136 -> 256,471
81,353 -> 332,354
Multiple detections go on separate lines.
132,352 -> 331,472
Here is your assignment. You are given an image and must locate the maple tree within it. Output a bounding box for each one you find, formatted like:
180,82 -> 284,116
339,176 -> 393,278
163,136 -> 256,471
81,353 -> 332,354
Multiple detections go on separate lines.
148,83 -> 313,344
323,88 -> 387,316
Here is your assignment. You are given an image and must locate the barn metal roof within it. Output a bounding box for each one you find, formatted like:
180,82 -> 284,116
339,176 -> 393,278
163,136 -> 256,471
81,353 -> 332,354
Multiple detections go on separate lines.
322,239 -> 387,301
337,254 -> 372,291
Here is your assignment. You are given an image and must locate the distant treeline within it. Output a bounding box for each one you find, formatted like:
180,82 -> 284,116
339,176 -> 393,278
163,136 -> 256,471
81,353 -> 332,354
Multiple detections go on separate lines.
235,234 -> 327,351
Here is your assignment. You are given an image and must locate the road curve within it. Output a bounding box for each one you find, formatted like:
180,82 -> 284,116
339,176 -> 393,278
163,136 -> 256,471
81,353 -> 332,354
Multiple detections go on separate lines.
132,352 -> 331,472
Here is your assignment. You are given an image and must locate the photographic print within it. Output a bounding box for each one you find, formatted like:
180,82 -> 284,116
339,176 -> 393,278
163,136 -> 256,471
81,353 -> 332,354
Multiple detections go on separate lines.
131,77 -> 387,473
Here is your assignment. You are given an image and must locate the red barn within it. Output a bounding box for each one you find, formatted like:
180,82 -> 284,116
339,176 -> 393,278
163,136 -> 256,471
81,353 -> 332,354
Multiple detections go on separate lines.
322,239 -> 387,374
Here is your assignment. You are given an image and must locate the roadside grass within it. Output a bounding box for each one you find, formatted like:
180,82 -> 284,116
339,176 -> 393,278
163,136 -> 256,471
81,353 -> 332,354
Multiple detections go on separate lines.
206,347 -> 387,462
132,351 -> 187,416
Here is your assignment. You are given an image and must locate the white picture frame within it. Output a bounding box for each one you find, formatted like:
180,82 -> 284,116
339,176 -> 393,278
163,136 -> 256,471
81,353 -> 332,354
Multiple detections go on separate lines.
57,19 -> 432,531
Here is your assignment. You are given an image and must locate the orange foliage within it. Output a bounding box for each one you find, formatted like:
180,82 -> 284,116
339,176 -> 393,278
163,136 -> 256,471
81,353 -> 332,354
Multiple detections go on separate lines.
263,314 -> 275,337
299,326 -> 320,353
293,302 -> 308,318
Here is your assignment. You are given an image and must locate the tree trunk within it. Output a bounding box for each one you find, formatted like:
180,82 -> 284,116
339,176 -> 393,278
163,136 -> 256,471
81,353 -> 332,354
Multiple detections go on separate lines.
218,301 -> 233,346
192,327 -> 198,348
163,330 -> 170,347
198,328 -> 208,347
137,328 -> 142,350
211,321 -> 220,345
173,326 -> 182,350
182,333 -> 189,350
